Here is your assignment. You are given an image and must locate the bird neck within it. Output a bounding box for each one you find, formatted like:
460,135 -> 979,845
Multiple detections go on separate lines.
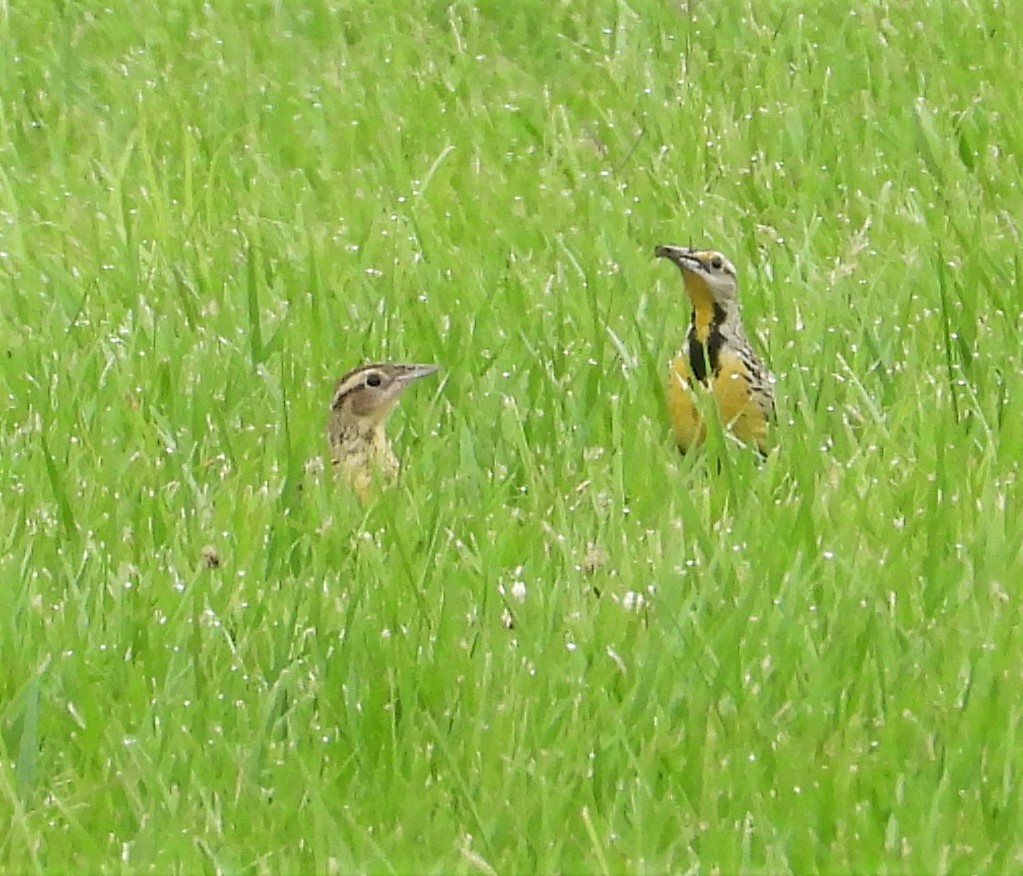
689,299 -> 731,346
684,282 -> 738,383
684,274 -> 740,340
332,418 -> 398,491
336,416 -> 389,452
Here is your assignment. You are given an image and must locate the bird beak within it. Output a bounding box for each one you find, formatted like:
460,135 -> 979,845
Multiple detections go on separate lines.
656,245 -> 710,279
394,363 -> 440,384
654,245 -> 702,273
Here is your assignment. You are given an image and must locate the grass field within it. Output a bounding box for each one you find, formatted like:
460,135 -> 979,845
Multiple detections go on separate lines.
3,0 -> 1023,871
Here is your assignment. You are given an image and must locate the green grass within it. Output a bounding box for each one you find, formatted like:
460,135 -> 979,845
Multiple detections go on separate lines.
2,0 -> 1022,871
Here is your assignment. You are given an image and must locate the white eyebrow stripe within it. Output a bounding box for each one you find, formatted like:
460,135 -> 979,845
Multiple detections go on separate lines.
331,374 -> 369,408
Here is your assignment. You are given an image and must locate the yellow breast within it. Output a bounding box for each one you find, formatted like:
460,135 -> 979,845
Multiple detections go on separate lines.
667,353 -> 704,452
667,349 -> 769,454
713,349 -> 770,452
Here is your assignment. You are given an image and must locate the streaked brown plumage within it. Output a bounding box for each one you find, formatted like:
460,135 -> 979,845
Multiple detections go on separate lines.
327,362 -> 438,500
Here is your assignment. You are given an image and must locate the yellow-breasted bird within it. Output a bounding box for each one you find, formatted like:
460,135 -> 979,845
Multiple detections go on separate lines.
327,362 -> 439,500
655,245 -> 774,455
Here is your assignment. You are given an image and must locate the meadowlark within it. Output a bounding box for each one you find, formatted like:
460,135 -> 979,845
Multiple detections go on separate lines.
655,245 -> 774,455
327,362 -> 439,500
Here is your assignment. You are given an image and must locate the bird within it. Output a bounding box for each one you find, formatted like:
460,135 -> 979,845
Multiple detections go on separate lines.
654,245 -> 774,455
327,362 -> 439,500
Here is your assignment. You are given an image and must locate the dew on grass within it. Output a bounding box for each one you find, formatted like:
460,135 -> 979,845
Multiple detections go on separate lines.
622,591 -> 645,612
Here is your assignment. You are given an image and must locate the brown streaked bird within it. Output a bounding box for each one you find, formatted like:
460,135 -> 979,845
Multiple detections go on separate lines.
655,245 -> 775,455
327,362 -> 439,500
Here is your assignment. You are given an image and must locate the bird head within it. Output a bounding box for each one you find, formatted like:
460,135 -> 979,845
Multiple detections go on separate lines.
330,362 -> 439,429
655,245 -> 740,312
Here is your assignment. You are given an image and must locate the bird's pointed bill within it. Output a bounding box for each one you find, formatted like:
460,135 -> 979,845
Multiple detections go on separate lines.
655,245 -> 704,272
393,363 -> 440,383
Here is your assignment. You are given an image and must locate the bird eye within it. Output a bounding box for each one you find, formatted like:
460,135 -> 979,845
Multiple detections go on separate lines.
365,373 -> 383,387
710,255 -> 723,270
